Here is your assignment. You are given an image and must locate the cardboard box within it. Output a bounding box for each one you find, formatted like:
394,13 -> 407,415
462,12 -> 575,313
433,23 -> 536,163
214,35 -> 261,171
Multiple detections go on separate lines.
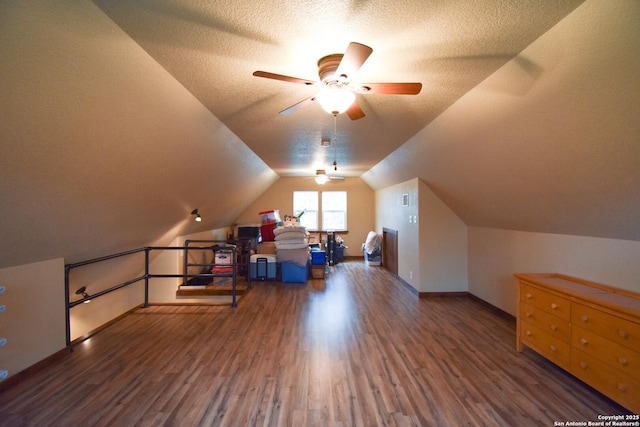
258,241 -> 277,254
310,264 -> 325,279
308,233 -> 320,245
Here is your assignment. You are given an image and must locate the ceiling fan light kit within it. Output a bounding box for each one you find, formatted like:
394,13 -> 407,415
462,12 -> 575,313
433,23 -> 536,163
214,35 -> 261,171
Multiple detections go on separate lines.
253,41 -> 421,120
315,86 -> 356,115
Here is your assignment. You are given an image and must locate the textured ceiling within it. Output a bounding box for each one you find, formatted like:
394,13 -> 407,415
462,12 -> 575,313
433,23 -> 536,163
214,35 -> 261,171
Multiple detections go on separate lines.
91,0 -> 585,177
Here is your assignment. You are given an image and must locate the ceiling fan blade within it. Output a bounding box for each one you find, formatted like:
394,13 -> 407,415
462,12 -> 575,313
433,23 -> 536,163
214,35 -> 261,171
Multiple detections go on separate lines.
345,102 -> 366,120
279,96 -> 316,115
253,71 -> 317,86
336,42 -> 373,79
358,82 -> 422,95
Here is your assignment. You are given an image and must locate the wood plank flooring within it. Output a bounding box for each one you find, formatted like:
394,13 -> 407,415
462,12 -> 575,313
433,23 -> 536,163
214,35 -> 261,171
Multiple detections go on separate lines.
0,261 -> 631,426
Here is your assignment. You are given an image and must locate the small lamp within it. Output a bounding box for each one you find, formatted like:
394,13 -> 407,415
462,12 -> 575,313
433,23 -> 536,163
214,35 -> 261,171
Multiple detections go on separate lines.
191,209 -> 202,222
75,286 -> 91,303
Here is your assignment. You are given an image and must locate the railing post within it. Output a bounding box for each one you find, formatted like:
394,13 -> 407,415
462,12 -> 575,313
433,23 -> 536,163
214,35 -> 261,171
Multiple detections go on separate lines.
144,247 -> 150,308
64,265 -> 72,350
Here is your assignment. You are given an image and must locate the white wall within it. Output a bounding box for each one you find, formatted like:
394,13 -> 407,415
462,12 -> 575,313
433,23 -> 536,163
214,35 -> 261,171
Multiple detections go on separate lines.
375,179 -> 420,289
0,258 -> 66,381
375,178 -> 468,293
419,180 -> 468,292
468,227 -> 640,316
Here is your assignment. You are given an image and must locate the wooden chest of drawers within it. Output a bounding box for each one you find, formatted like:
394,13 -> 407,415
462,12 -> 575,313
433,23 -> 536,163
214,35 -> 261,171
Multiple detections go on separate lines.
515,273 -> 640,413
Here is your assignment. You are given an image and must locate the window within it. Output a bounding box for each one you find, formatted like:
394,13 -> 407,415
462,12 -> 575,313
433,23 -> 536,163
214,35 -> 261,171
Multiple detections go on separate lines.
293,191 -> 347,231
293,191 -> 318,230
322,191 -> 347,230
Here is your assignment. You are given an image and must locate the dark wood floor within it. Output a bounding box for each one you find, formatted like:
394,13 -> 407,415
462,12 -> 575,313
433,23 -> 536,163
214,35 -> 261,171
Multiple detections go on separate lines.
0,261 -> 629,426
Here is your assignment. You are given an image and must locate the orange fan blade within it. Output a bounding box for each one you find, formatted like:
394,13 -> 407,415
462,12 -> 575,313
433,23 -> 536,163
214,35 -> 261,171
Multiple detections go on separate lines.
279,96 -> 316,115
358,82 -> 422,95
345,102 -> 365,120
336,42 -> 373,79
253,71 -> 317,86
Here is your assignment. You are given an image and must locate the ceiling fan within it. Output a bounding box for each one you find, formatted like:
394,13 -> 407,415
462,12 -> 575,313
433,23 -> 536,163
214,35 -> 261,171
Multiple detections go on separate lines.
314,169 -> 344,184
253,42 -> 422,120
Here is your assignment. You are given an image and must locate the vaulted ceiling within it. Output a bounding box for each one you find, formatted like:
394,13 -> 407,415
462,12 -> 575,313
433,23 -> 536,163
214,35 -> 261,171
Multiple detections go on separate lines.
91,0 -> 586,177
1,0 -> 639,270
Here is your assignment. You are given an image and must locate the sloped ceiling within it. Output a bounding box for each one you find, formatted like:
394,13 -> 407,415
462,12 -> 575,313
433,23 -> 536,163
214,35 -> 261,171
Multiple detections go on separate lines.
1,0 -> 638,272
0,1 -> 277,269
363,0 -> 640,241
91,0 -> 585,177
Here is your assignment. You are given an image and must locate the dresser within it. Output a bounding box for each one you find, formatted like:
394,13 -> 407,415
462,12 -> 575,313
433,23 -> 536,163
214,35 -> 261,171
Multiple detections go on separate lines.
515,273 -> 640,413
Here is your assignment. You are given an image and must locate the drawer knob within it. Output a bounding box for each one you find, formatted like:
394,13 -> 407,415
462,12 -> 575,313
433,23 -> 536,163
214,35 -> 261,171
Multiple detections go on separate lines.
526,330 -> 532,336
579,361 -> 588,369
550,324 -> 558,331
580,338 -> 588,346
581,315 -> 589,322
550,345 -> 557,352
525,293 -> 532,299
619,357 -> 628,366
619,330 -> 629,339
617,383 -> 627,392
551,303 -> 558,310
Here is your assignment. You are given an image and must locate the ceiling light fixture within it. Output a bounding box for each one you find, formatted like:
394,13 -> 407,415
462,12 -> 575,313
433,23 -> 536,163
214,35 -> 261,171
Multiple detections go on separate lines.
315,86 -> 355,115
191,209 -> 202,222
315,170 -> 329,185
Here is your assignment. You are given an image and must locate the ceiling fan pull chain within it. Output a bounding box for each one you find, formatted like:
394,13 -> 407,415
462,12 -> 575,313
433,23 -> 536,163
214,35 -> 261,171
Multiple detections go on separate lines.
333,114 -> 338,170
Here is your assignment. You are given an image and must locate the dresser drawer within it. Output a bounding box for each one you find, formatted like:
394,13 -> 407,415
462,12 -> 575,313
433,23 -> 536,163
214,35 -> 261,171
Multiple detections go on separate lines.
572,325 -> 640,382
520,302 -> 570,341
520,320 -> 570,368
571,348 -> 640,414
572,303 -> 640,353
520,283 -> 570,321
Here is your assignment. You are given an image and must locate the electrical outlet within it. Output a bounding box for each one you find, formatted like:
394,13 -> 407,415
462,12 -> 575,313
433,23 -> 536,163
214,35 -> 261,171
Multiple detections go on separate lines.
0,370 -> 8,380
0,338 -> 6,347
0,286 -> 5,294
0,305 -> 5,313
410,271 -> 413,279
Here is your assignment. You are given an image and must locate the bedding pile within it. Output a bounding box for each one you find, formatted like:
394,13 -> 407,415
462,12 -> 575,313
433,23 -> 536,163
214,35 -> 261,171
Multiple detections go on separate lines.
274,223 -> 310,267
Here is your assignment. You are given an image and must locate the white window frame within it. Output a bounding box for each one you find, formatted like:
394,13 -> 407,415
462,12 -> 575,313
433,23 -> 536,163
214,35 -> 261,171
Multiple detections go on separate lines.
292,190 -> 347,231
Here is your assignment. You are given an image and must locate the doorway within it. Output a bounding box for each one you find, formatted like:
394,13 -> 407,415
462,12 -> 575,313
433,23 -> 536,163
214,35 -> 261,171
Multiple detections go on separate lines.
382,228 -> 398,275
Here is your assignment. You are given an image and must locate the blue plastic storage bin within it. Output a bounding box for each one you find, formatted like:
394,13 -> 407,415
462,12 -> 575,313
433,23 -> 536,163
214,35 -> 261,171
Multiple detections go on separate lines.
281,262 -> 308,283
310,250 -> 326,265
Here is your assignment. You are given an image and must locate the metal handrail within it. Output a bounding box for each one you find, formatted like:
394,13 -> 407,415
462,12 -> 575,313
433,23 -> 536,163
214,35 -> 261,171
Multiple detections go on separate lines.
64,242 -> 245,348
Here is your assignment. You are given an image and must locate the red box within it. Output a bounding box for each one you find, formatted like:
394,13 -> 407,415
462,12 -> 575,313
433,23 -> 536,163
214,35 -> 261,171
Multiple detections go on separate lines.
261,223 -> 277,241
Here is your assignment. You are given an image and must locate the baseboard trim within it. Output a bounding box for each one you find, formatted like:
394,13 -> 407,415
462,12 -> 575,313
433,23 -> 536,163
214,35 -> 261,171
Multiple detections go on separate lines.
418,291 -> 515,322
467,293 -> 515,322
0,347 -> 69,394
70,303 -> 145,347
419,291 -> 469,298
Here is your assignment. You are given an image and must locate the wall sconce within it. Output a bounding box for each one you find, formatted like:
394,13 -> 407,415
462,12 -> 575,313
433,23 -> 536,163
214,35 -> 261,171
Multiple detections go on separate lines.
75,286 -> 91,304
191,209 -> 202,222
